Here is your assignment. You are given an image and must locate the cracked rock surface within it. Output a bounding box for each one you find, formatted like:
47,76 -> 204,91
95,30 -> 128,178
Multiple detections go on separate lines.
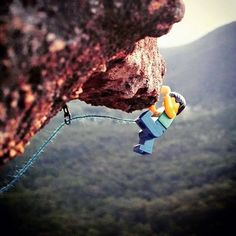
0,0 -> 184,164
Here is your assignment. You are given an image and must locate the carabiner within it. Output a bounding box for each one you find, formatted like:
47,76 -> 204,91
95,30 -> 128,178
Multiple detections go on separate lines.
62,104 -> 71,125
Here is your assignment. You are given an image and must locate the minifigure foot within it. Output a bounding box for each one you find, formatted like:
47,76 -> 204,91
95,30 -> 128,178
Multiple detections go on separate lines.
133,145 -> 152,155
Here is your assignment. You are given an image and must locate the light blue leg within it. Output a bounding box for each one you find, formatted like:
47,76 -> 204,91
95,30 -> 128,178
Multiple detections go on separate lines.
134,110 -> 167,155
133,137 -> 155,155
135,111 -> 166,138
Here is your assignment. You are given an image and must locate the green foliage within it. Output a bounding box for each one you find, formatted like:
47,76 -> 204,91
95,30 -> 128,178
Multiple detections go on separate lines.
0,100 -> 235,236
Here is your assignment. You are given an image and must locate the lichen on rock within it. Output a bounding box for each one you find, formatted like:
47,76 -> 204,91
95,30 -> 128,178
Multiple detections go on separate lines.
0,0 -> 185,164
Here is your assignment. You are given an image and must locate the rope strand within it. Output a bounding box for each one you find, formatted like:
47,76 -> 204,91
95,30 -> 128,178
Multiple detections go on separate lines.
0,114 -> 135,193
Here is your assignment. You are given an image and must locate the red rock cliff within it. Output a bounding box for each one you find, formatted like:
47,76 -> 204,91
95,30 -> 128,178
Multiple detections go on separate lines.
0,0 -> 185,164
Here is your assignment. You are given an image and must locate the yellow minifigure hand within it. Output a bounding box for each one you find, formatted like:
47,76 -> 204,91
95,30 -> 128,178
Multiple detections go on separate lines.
152,111 -> 161,117
161,86 -> 171,96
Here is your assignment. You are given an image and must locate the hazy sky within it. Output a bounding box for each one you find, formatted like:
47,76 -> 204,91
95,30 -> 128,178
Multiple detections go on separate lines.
158,0 -> 236,48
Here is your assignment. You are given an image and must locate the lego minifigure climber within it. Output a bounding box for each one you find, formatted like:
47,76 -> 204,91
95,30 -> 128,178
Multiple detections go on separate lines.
133,85 -> 186,155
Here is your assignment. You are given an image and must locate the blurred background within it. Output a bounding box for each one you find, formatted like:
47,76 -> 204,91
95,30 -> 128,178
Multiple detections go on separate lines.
0,1 -> 236,235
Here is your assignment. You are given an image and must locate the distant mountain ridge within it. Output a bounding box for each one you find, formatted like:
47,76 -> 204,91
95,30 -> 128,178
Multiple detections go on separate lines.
161,21 -> 236,107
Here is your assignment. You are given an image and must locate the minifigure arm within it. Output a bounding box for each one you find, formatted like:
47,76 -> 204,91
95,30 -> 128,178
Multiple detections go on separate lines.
149,86 -> 171,117
149,86 -> 178,118
149,104 -> 164,117
149,104 -> 159,117
163,94 -> 179,119
149,104 -> 157,114
161,86 -> 179,119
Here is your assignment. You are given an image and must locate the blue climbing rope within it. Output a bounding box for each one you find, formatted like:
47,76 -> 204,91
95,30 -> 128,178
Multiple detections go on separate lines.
0,114 -> 135,194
